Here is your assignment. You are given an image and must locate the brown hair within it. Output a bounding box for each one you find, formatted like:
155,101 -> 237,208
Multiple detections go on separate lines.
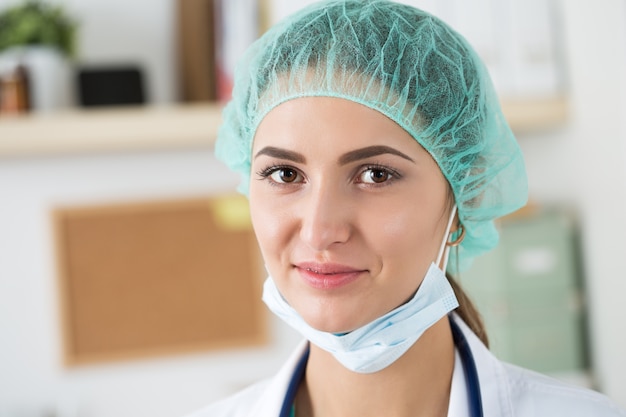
447,274 -> 489,347
443,185 -> 489,347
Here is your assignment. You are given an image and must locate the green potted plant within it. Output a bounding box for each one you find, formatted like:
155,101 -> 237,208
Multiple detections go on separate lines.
0,0 -> 77,58
0,1 -> 78,111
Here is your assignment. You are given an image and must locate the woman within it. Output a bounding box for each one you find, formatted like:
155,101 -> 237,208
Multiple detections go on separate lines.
190,1 -> 626,416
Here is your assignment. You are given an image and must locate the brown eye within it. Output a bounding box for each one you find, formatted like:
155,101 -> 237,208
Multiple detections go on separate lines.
270,168 -> 301,183
369,169 -> 389,183
280,168 -> 297,182
359,168 -> 391,184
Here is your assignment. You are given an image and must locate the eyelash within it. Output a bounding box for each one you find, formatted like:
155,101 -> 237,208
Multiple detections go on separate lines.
255,164 -> 301,186
356,164 -> 402,186
255,163 -> 402,187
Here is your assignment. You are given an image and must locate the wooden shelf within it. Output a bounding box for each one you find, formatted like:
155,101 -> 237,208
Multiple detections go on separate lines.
0,103 -> 222,158
0,97 -> 567,158
501,96 -> 568,134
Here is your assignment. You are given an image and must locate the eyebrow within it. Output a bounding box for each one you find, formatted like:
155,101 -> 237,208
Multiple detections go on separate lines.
338,145 -> 415,165
254,146 -> 306,163
253,144 -> 415,164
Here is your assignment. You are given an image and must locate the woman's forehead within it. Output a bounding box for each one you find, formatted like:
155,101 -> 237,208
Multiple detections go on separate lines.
252,96 -> 431,163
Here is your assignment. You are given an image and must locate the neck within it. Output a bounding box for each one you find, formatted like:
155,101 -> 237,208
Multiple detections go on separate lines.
296,316 -> 455,417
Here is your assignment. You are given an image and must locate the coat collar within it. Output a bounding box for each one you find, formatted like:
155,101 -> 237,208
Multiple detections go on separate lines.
250,314 -> 514,417
450,313 -> 515,417
247,339 -> 309,416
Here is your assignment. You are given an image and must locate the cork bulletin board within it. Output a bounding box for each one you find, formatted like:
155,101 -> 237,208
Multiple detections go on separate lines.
53,195 -> 267,366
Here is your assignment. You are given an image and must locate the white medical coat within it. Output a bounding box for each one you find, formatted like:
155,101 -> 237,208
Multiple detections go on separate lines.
187,315 -> 626,417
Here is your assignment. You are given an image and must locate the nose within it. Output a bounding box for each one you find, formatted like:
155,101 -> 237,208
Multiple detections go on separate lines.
298,183 -> 352,252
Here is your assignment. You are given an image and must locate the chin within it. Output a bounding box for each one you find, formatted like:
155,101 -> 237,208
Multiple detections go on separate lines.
302,311 -> 371,334
292,291 -> 386,334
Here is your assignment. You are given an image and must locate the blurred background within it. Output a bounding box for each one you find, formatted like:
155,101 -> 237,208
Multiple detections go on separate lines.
0,0 -> 625,416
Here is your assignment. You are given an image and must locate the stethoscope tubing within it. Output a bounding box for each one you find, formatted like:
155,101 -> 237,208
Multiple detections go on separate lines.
450,316 -> 484,417
280,316 -> 483,417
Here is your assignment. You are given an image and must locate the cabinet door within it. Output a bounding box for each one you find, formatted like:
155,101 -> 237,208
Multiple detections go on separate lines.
461,210 -> 587,373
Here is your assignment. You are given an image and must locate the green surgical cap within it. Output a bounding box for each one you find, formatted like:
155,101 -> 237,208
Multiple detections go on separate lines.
215,0 -> 528,271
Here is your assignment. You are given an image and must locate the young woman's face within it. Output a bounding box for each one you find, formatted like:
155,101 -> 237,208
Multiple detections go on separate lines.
249,97 -> 451,334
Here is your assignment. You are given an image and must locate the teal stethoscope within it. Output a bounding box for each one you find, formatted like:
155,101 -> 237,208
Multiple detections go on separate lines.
279,315 -> 484,417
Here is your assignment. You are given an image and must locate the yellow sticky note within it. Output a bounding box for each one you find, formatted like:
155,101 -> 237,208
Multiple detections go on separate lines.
211,195 -> 251,231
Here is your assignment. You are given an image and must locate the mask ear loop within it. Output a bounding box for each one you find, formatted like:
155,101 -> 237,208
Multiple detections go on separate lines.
436,205 -> 458,272
436,205 -> 467,273
440,171 -> 470,274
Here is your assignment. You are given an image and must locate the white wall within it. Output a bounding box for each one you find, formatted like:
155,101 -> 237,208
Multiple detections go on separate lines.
1,0 -> 626,415
524,0 -> 626,404
0,0 -> 178,103
0,150 -> 302,417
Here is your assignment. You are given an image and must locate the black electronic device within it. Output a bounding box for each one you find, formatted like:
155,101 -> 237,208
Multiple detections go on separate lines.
77,66 -> 146,107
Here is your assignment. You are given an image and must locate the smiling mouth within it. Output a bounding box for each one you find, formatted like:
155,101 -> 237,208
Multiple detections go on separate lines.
295,263 -> 366,289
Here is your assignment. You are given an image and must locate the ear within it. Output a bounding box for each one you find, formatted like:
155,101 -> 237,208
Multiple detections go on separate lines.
446,209 -> 465,248
449,211 -> 461,233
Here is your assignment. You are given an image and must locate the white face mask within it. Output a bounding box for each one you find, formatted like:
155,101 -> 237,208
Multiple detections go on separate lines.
262,207 -> 460,374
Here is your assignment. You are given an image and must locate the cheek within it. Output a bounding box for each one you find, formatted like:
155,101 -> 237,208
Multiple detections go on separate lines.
385,214 -> 437,254
249,190 -> 290,264
371,201 -> 446,271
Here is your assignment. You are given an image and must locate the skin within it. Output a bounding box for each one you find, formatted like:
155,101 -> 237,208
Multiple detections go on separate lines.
249,96 -> 456,417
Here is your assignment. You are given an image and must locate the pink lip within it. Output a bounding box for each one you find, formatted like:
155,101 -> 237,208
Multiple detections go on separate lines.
295,262 -> 366,290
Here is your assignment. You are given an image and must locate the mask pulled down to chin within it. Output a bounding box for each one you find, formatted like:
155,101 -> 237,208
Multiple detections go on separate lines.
261,206 -> 461,374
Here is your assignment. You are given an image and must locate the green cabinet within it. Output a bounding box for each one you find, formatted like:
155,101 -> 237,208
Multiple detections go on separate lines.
460,210 -> 587,373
